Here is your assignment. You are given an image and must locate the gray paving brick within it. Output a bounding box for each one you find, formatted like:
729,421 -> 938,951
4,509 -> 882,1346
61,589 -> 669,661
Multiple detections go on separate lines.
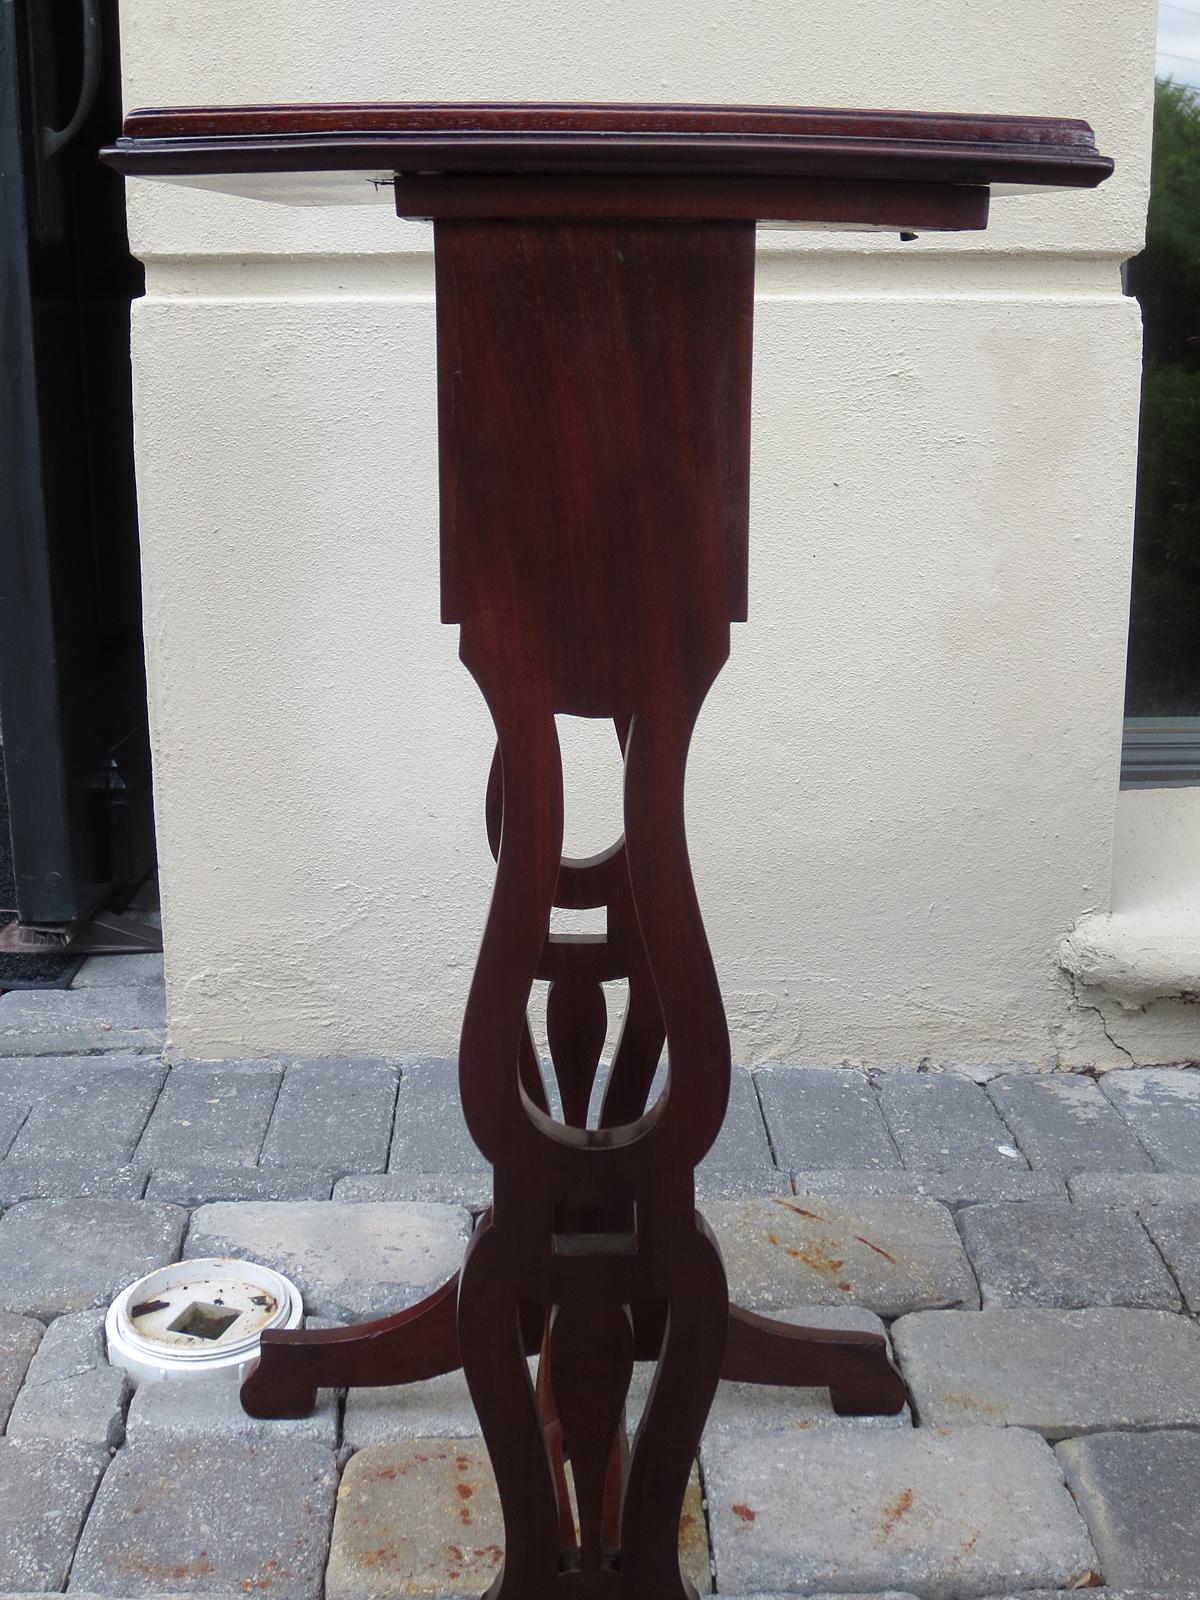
70,1440 -> 337,1598
705,1425 -> 1097,1600
972,1592 -> 1168,1600
980,1592 -> 1188,1599
695,1068 -> 786,1197
124,1371 -> 338,1448
892,1307 -> 1200,1440
134,1060 -> 284,1169
705,1194 -> 978,1314
1,1052 -> 153,1096
0,1160 -> 148,1202
334,1172 -> 492,1209
0,1440 -> 108,1591
387,1059 -> 488,1181
789,1169 -> 1065,1206
879,1071 -> 1028,1172
185,1200 -> 471,1320
324,1438 -> 502,1600
0,1311 -> 43,1429
988,1073 -> 1152,1174
6,1364 -> 130,1449
259,1058 -> 398,1176
145,1165 -> 335,1204
9,1356 -> 128,1452
1068,1171 -> 1200,1206
22,1308 -> 106,1384
0,1056 -> 163,1171
756,1067 -> 900,1172
0,1198 -> 187,1320
0,986 -> 165,1056
326,1439 -> 708,1598
1057,1429 -> 1200,1591
940,1061 -> 1049,1084
957,1201 -> 1180,1310
71,953 -> 165,988
1140,1204 -> 1200,1312
6,1060 -> 165,1164
342,1368 -> 482,1450
0,1096 -> 26,1161
1101,1068 -> 1200,1170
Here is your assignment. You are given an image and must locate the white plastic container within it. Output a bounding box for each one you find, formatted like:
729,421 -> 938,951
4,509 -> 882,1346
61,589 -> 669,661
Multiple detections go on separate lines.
105,1257 -> 303,1386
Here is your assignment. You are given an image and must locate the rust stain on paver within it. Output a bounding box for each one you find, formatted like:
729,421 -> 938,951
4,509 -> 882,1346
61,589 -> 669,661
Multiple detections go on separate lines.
332,1442 -> 504,1592
118,1553 -> 217,1582
731,1503 -> 757,1523
854,1235 -> 897,1264
936,1389 -> 1001,1416
770,1198 -> 827,1222
456,1479 -> 476,1524
355,1544 -> 401,1569
762,1200 -> 861,1291
878,1487 -> 914,1538
782,1238 -> 848,1286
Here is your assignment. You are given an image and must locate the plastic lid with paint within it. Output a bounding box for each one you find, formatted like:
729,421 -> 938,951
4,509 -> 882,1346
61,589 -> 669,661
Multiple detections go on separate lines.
105,1257 -> 303,1386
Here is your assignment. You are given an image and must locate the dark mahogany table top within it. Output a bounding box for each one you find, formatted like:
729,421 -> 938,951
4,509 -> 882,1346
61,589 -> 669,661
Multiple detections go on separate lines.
103,101 -> 1112,192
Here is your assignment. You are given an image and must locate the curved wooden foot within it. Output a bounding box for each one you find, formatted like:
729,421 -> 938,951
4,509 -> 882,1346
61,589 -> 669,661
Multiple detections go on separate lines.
722,1304 -> 907,1416
242,1272 -> 463,1418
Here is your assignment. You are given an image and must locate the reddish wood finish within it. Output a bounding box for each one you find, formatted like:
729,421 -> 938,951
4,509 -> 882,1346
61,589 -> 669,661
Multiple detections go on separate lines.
243,208 -> 908,1600
103,101 -> 1112,192
392,172 -> 990,229
109,99 -> 1112,1600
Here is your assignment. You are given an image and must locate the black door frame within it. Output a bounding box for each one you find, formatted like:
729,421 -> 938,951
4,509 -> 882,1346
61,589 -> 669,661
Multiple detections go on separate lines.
0,0 -> 157,948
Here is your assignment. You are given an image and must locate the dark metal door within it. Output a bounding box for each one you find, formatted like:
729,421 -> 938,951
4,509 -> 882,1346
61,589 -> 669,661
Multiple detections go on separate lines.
0,0 -> 153,930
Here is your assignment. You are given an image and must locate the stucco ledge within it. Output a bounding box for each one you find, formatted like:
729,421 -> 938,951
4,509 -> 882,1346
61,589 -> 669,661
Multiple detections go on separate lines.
1059,912 -> 1200,1010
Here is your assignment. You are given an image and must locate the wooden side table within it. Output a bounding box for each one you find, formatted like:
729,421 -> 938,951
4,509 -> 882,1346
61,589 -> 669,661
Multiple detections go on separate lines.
105,104 -> 1111,1600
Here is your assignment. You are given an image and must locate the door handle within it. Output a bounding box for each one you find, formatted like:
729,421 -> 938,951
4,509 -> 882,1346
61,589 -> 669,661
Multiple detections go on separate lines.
41,0 -> 101,159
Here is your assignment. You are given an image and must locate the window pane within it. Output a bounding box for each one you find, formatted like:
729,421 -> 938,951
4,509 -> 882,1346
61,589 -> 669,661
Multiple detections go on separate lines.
1123,77 -> 1200,718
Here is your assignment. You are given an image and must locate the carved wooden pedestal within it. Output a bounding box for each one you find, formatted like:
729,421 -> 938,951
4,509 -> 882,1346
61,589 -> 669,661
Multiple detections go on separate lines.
105,102 -> 1112,1600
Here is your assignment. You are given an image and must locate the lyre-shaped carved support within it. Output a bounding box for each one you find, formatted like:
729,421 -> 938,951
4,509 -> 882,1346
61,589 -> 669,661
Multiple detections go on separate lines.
458,677 -> 734,1600
483,715 -> 667,1135
241,210 -> 908,1600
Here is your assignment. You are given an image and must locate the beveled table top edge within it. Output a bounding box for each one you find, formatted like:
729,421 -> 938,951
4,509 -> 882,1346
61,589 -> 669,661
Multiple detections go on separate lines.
102,101 -> 1113,191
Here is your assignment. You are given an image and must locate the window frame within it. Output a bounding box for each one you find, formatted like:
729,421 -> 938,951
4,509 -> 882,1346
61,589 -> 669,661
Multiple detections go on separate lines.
1121,718 -> 1200,787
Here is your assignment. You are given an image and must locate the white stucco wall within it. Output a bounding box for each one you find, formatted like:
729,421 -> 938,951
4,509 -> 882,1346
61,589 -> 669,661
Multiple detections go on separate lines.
118,0 -> 1165,1067
1059,787 -> 1200,1065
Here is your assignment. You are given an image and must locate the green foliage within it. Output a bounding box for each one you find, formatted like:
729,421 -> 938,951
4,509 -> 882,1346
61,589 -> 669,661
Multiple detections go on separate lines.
1128,79 -> 1200,366
1123,79 -> 1200,716
1126,364 -> 1200,713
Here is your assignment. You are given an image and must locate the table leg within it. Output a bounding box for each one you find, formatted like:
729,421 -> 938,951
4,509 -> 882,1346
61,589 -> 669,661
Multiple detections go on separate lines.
242,214 -> 907,1597
242,700 -> 906,1600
